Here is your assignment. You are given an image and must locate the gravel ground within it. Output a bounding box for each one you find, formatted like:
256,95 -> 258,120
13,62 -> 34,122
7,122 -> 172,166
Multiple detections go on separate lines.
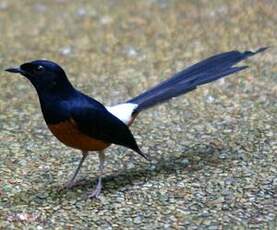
0,0 -> 276,229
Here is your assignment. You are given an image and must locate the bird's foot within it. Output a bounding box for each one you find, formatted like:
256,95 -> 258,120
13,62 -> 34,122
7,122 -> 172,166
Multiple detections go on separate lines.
88,180 -> 102,199
63,179 -> 79,189
58,180 -> 76,192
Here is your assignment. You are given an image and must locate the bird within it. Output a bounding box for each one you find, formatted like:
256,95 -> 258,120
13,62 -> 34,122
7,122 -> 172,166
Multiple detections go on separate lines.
5,47 -> 266,198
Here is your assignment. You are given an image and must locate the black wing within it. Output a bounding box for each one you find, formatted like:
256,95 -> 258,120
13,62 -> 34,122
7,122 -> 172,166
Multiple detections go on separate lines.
70,102 -> 147,159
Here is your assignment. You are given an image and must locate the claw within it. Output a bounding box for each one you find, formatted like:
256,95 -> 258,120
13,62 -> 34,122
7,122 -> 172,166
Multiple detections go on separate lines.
63,180 -> 77,189
88,179 -> 102,199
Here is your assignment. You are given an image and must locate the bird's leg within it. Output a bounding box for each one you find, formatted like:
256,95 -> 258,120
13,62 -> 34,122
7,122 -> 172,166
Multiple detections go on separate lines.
64,151 -> 88,189
88,151 -> 105,198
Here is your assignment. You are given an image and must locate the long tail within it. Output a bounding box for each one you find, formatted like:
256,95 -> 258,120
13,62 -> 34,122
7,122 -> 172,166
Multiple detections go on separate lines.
128,47 -> 267,113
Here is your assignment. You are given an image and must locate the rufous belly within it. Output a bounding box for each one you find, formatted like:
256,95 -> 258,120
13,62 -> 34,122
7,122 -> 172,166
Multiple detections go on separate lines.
47,118 -> 110,151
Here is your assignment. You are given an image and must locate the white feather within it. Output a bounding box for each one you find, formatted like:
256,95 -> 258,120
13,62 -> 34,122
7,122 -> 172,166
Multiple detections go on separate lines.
106,103 -> 138,124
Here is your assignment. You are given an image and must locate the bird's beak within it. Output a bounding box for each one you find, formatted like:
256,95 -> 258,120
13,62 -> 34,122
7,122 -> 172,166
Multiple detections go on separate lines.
5,67 -> 23,74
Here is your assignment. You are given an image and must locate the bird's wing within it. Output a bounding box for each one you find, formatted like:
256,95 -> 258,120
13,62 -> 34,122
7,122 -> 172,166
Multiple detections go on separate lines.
70,104 -> 147,159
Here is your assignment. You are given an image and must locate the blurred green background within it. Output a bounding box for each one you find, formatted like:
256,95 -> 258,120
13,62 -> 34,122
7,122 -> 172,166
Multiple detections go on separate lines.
0,0 -> 276,228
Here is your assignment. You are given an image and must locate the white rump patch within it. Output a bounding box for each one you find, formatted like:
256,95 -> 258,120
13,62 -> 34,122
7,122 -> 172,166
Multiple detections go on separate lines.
106,103 -> 138,124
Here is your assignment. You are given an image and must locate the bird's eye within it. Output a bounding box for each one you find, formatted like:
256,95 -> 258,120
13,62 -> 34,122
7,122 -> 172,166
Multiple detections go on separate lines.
35,65 -> 45,72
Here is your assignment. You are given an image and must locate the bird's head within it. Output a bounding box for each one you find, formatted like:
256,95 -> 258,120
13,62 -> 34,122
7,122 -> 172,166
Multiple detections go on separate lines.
5,60 -> 73,94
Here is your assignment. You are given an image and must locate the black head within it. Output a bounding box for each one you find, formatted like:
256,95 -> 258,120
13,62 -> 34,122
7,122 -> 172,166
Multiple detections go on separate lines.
5,60 -> 74,95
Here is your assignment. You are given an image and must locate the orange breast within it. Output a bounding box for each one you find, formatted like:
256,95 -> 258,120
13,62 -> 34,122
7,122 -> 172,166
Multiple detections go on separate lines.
47,118 -> 110,151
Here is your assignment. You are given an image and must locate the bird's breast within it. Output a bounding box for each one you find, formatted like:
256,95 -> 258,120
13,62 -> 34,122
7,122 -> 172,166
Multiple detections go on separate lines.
47,118 -> 110,151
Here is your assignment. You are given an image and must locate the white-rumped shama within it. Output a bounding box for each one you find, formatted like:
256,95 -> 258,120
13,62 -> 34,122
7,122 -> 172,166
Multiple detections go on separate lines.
5,48 -> 266,198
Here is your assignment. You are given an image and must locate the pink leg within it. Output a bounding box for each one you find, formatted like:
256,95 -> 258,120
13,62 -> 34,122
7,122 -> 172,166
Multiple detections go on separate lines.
64,151 -> 88,189
88,151 -> 105,198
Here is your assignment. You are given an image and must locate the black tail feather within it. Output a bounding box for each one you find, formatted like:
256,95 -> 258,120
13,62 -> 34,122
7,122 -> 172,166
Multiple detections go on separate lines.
135,148 -> 149,161
128,47 -> 267,112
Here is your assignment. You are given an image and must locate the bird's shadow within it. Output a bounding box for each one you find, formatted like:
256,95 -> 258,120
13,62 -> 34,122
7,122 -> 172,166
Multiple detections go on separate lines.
7,143 -> 233,204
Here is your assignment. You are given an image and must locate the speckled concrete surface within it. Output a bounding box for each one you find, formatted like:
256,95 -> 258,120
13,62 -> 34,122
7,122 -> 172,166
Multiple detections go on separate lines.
0,0 -> 276,228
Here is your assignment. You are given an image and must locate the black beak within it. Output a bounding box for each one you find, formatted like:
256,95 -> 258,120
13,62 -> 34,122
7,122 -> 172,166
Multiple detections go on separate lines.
5,67 -> 23,74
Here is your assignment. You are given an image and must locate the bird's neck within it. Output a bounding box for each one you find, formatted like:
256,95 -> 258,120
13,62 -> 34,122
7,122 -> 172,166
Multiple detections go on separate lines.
34,82 -> 77,124
35,79 -> 76,100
